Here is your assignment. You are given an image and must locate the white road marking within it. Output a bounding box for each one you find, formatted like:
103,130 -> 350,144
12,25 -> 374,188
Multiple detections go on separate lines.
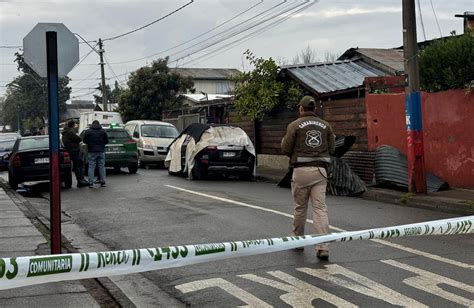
299,265 -> 426,307
239,271 -> 356,307
382,259 -> 474,307
165,185 -> 473,269
176,278 -> 272,307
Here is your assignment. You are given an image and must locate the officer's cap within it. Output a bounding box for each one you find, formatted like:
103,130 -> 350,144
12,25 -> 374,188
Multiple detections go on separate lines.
299,96 -> 316,108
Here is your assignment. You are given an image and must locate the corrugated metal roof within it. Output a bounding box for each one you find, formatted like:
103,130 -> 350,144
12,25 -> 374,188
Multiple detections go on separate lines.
338,48 -> 405,75
170,68 -> 241,80
281,60 -> 387,95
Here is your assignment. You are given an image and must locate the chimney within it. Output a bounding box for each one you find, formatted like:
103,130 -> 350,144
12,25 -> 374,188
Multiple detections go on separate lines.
455,11 -> 474,34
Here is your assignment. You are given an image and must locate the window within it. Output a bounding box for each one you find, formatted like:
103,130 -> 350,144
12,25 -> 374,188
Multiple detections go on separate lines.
141,125 -> 178,138
19,137 -> 49,151
106,129 -> 130,139
0,140 -> 15,151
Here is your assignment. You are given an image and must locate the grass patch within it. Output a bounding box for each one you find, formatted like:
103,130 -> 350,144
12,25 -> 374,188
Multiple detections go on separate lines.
400,192 -> 416,205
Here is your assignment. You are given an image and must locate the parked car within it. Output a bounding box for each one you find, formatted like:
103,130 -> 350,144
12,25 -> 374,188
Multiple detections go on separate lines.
124,120 -> 179,167
166,123 -> 256,180
7,136 -> 72,189
80,126 -> 138,174
0,133 -> 21,171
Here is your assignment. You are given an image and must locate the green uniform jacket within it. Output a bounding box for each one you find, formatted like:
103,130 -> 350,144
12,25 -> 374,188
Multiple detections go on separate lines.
281,113 -> 335,168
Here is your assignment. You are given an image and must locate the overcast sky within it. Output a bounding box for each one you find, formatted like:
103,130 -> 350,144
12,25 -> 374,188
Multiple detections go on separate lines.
0,0 -> 470,100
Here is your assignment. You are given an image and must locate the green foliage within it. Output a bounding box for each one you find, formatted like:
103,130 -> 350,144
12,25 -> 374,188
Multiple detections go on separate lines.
94,81 -> 123,107
117,58 -> 194,122
419,33 -> 474,92
1,52 -> 71,131
400,192 -> 416,205
233,50 -> 302,120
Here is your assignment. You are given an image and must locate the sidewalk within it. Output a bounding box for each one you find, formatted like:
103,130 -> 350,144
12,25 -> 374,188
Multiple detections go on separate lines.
256,166 -> 474,215
0,185 -> 100,307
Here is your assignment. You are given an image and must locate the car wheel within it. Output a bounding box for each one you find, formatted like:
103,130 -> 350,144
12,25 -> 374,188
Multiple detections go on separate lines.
241,170 -> 254,181
64,172 -> 72,189
191,162 -> 205,180
128,163 -> 138,174
8,171 -> 18,190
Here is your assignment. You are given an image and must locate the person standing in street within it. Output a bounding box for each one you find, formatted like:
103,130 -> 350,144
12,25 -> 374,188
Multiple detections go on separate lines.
281,96 -> 335,260
83,120 -> 109,188
61,120 -> 89,187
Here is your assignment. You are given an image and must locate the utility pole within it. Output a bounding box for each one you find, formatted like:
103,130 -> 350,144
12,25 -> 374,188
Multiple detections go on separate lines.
402,0 -> 427,193
98,38 -> 108,111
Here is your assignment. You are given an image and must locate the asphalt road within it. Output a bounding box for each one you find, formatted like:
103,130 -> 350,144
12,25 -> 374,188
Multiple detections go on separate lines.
2,168 -> 473,307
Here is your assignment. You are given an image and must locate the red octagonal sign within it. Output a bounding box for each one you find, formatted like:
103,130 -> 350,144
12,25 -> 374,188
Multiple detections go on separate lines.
23,23 -> 79,78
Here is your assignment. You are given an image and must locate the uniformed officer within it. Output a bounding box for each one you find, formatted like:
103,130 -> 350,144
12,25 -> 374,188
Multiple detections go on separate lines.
281,95 -> 335,260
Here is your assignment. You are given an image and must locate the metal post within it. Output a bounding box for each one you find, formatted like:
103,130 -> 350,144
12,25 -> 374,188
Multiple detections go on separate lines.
98,38 -> 108,111
46,31 -> 62,254
402,0 -> 427,193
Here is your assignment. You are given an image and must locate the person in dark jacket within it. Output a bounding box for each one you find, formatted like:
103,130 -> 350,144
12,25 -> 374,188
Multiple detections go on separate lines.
281,95 -> 335,260
62,120 -> 88,187
83,120 -> 109,187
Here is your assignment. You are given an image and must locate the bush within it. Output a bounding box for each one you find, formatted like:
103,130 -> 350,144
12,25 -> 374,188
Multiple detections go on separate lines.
419,32 -> 474,92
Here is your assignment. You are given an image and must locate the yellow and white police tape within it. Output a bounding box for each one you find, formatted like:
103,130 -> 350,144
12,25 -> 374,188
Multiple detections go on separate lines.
1,216 -> 473,290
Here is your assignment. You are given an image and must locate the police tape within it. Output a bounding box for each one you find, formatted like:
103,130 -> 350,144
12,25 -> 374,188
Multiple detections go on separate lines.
0,215 -> 473,290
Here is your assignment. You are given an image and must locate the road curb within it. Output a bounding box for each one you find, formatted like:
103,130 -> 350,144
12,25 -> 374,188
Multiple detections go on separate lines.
255,172 -> 474,215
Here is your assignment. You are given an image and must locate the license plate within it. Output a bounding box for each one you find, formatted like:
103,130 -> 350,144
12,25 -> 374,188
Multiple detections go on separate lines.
222,152 -> 236,157
108,146 -> 121,152
34,157 -> 49,164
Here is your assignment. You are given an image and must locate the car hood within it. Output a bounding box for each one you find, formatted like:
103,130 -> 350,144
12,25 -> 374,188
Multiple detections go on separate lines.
141,136 -> 174,147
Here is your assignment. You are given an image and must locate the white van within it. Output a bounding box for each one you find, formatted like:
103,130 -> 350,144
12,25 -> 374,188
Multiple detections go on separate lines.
124,120 -> 179,167
79,111 -> 123,134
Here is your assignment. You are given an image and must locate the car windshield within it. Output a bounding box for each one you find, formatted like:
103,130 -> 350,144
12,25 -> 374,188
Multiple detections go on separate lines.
106,129 -> 130,139
0,140 -> 15,151
141,125 -> 178,138
18,137 -> 49,151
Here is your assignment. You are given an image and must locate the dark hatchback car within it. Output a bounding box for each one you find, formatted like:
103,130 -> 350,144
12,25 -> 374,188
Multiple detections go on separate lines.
166,123 -> 256,180
8,136 -> 72,189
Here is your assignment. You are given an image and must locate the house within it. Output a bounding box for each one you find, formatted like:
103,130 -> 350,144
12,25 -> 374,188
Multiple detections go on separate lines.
337,48 -> 404,76
169,68 -> 240,95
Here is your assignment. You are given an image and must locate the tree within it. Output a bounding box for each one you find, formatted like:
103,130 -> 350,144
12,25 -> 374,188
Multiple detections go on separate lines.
1,52 -> 71,131
117,58 -> 194,122
419,32 -> 474,92
93,81 -> 123,109
292,45 -> 318,64
233,50 -> 302,120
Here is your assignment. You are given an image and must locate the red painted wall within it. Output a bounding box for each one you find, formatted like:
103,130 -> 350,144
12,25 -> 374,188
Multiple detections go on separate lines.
366,89 -> 474,189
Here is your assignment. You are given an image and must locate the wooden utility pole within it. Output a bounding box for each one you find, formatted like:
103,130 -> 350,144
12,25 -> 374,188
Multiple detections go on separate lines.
98,38 -> 108,111
402,0 -> 427,193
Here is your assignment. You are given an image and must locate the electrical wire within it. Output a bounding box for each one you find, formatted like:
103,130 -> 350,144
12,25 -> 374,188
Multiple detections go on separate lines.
0,45 -> 22,49
103,0 -> 194,42
104,53 -> 126,88
71,89 -> 99,99
106,0 -> 265,65
416,0 -> 427,41
166,0 -> 292,62
429,0 -> 443,37
74,33 -> 99,55
70,42 -> 99,72
179,1 -> 316,67
69,67 -> 101,88
170,1 -> 306,65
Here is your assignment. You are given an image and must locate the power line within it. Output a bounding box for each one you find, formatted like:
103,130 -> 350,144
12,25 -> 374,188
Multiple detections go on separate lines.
416,0 -> 427,41
429,0 -> 443,37
179,1 -> 316,67
170,1 -> 305,65
0,45 -> 22,49
74,33 -> 100,55
166,0 -> 291,62
69,67 -> 101,88
103,0 -> 194,42
71,89 -> 99,99
104,53 -> 126,88
105,0 -> 265,65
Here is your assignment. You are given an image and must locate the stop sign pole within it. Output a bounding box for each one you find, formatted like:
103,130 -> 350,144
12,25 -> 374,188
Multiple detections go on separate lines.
46,31 -> 62,254
23,23 -> 79,255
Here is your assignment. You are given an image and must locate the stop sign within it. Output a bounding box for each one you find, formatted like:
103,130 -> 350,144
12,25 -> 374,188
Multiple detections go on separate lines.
23,23 -> 79,77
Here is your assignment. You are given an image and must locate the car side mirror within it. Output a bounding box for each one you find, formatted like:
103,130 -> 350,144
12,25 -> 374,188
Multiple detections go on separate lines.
133,132 -> 139,138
